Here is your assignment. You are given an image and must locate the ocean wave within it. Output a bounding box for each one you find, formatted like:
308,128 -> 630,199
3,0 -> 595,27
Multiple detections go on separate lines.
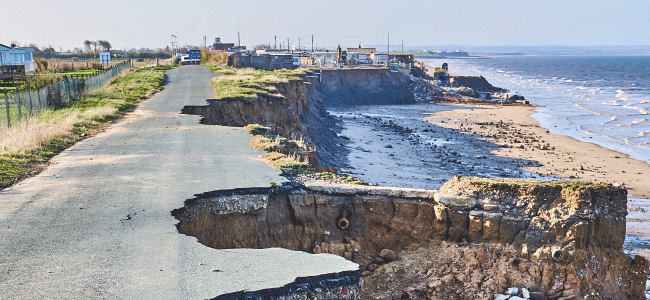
623,104 -> 649,115
573,103 -> 607,116
602,116 -> 619,124
603,100 -> 621,106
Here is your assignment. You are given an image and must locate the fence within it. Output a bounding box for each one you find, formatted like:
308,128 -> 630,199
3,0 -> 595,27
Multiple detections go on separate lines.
1,61 -> 131,128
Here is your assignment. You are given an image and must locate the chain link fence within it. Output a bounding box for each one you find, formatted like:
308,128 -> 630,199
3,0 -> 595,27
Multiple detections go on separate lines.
1,61 -> 131,128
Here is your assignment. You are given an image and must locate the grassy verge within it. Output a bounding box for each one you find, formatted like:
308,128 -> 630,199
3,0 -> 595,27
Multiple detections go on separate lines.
205,64 -> 309,100
0,65 -> 175,189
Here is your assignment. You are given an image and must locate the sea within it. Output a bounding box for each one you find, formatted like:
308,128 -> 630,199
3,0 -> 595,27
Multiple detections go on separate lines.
420,55 -> 650,165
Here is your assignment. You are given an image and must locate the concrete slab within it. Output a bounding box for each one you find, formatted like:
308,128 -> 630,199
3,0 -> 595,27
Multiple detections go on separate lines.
0,65 -> 358,299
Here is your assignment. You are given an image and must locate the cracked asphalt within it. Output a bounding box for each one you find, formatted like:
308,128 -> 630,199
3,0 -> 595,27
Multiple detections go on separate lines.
0,65 -> 356,299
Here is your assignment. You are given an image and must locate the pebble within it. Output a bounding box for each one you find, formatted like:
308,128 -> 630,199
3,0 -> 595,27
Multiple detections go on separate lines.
507,287 -> 519,295
378,249 -> 398,261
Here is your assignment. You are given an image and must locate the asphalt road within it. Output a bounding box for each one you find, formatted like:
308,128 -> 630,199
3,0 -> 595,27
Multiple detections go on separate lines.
0,65 -> 356,299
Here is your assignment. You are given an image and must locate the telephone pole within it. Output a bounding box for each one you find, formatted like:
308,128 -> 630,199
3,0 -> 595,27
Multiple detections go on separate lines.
312,35 -> 314,52
238,31 -> 241,48
274,35 -> 277,50
387,33 -> 390,54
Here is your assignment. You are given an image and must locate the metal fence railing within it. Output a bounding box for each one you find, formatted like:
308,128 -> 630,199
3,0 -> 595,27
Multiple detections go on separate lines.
1,61 -> 131,128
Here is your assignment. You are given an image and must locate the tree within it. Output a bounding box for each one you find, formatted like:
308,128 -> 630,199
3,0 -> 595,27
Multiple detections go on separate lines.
84,40 -> 92,52
97,40 -> 111,52
254,44 -> 271,51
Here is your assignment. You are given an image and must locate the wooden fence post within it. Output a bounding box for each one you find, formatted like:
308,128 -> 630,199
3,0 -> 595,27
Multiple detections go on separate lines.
27,86 -> 33,116
36,85 -> 42,113
4,90 -> 10,127
16,92 -> 22,122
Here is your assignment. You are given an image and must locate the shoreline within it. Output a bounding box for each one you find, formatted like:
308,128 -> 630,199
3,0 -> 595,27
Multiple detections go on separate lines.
426,103 -> 650,199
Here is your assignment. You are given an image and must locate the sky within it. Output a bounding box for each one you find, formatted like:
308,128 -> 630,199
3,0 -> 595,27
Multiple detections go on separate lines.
3,0 -> 649,51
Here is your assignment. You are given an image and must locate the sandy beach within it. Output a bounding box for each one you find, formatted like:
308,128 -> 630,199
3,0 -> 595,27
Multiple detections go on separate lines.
426,104 -> 650,199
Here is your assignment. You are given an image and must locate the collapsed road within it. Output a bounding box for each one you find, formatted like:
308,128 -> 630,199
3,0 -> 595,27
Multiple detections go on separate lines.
0,65 -> 357,299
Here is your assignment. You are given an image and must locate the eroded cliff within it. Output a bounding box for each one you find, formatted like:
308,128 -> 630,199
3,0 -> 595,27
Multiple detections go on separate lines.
173,178 -> 648,299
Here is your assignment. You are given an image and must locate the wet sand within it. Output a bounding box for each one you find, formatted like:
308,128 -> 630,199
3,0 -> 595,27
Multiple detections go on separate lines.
329,103 -> 555,190
427,104 -> 650,199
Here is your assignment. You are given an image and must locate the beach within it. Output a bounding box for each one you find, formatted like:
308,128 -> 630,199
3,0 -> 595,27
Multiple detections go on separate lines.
427,103 -> 650,199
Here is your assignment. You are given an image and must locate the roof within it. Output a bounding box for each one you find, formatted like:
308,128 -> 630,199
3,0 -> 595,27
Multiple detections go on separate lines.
0,44 -> 10,50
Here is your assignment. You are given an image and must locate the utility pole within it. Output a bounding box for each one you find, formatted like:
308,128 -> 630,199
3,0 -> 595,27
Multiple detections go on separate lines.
238,31 -> 241,48
312,35 -> 314,52
387,33 -> 390,54
402,40 -> 403,53
171,35 -> 176,58
287,38 -> 289,52
299,38 -> 300,51
274,35 -> 277,50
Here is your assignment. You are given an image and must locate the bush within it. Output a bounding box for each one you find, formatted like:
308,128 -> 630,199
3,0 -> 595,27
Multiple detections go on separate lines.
90,62 -> 102,70
35,58 -> 49,72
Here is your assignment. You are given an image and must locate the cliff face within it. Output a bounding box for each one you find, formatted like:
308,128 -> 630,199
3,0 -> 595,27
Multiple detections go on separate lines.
172,178 -> 648,300
316,69 -> 414,106
181,68 -> 414,167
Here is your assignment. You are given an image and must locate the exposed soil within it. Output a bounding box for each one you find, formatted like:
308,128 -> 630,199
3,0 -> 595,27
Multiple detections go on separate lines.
172,178 -> 647,299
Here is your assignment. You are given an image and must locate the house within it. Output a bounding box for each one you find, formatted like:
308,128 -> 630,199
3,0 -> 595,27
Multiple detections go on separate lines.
370,53 -> 388,64
211,38 -> 236,51
346,46 -> 376,55
309,51 -> 338,66
389,54 -> 414,64
0,44 -> 36,74
347,52 -> 371,64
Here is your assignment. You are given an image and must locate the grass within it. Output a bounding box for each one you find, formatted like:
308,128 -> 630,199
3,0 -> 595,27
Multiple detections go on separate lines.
244,123 -> 313,170
204,65 -> 309,100
1,62 -> 129,95
452,175 -> 614,190
0,65 -> 175,189
263,152 -> 308,169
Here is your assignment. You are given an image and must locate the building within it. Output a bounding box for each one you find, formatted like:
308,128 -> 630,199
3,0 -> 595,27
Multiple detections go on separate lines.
0,44 -> 35,74
370,53 -> 388,64
389,54 -> 414,64
347,52 -> 371,64
309,51 -> 338,67
232,53 -> 294,70
211,38 -> 236,51
346,46 -> 376,55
